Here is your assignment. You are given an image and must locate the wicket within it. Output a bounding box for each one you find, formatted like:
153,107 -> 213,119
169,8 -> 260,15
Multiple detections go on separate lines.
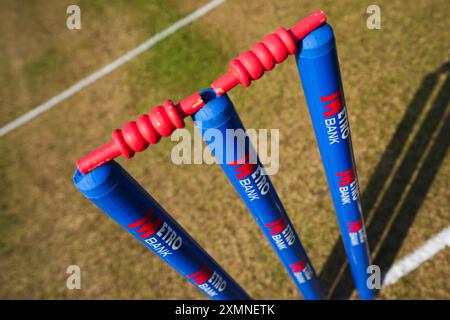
74,9 -> 374,299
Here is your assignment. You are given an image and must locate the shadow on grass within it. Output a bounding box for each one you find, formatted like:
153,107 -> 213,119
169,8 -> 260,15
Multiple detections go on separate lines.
319,61 -> 450,299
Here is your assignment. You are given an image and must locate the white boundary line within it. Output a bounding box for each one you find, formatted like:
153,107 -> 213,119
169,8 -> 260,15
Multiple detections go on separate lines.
0,0 -> 225,137
383,226 -> 450,286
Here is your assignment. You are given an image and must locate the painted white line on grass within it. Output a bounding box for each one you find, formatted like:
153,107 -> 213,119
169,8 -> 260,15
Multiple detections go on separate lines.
383,226 -> 450,286
0,0 -> 225,137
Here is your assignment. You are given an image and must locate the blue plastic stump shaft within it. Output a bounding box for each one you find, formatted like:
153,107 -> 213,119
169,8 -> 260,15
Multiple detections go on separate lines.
192,89 -> 323,300
73,161 -> 250,300
295,23 -> 374,300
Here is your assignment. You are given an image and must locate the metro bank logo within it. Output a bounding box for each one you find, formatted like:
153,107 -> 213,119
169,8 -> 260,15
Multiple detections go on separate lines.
188,264 -> 213,285
347,219 -> 366,246
188,264 -> 228,298
229,152 -> 270,200
320,90 -> 343,117
320,90 -> 349,144
127,209 -> 162,238
265,216 -> 288,235
289,259 -> 313,284
229,154 -> 256,179
337,168 -> 359,205
337,168 -> 355,186
127,210 -> 183,256
265,216 -> 295,249
289,260 -> 307,273
347,220 -> 363,233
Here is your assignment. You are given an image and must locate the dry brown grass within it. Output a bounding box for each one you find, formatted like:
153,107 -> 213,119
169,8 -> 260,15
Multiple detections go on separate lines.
0,0 -> 449,299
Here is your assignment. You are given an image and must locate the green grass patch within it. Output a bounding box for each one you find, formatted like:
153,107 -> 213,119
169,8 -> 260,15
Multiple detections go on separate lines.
128,27 -> 228,103
85,0 -> 182,35
0,52 -> 12,88
23,47 -> 64,88
0,143 -> 18,255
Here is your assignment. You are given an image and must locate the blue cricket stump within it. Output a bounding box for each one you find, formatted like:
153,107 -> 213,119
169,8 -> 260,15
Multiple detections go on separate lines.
192,89 -> 323,300
295,23 -> 374,300
73,161 -> 250,300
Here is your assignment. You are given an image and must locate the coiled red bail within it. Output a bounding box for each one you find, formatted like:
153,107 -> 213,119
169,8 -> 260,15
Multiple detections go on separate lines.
211,10 -> 327,96
76,92 -> 206,174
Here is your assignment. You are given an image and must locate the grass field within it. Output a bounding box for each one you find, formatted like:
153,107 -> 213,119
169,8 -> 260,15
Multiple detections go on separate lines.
0,0 -> 449,299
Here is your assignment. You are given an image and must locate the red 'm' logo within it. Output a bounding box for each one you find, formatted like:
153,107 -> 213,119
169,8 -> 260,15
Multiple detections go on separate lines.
320,90 -> 343,117
187,264 -> 213,285
337,168 -> 355,186
127,209 -> 163,238
289,260 -> 307,273
347,220 -> 363,233
265,216 -> 288,235
229,154 -> 256,179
